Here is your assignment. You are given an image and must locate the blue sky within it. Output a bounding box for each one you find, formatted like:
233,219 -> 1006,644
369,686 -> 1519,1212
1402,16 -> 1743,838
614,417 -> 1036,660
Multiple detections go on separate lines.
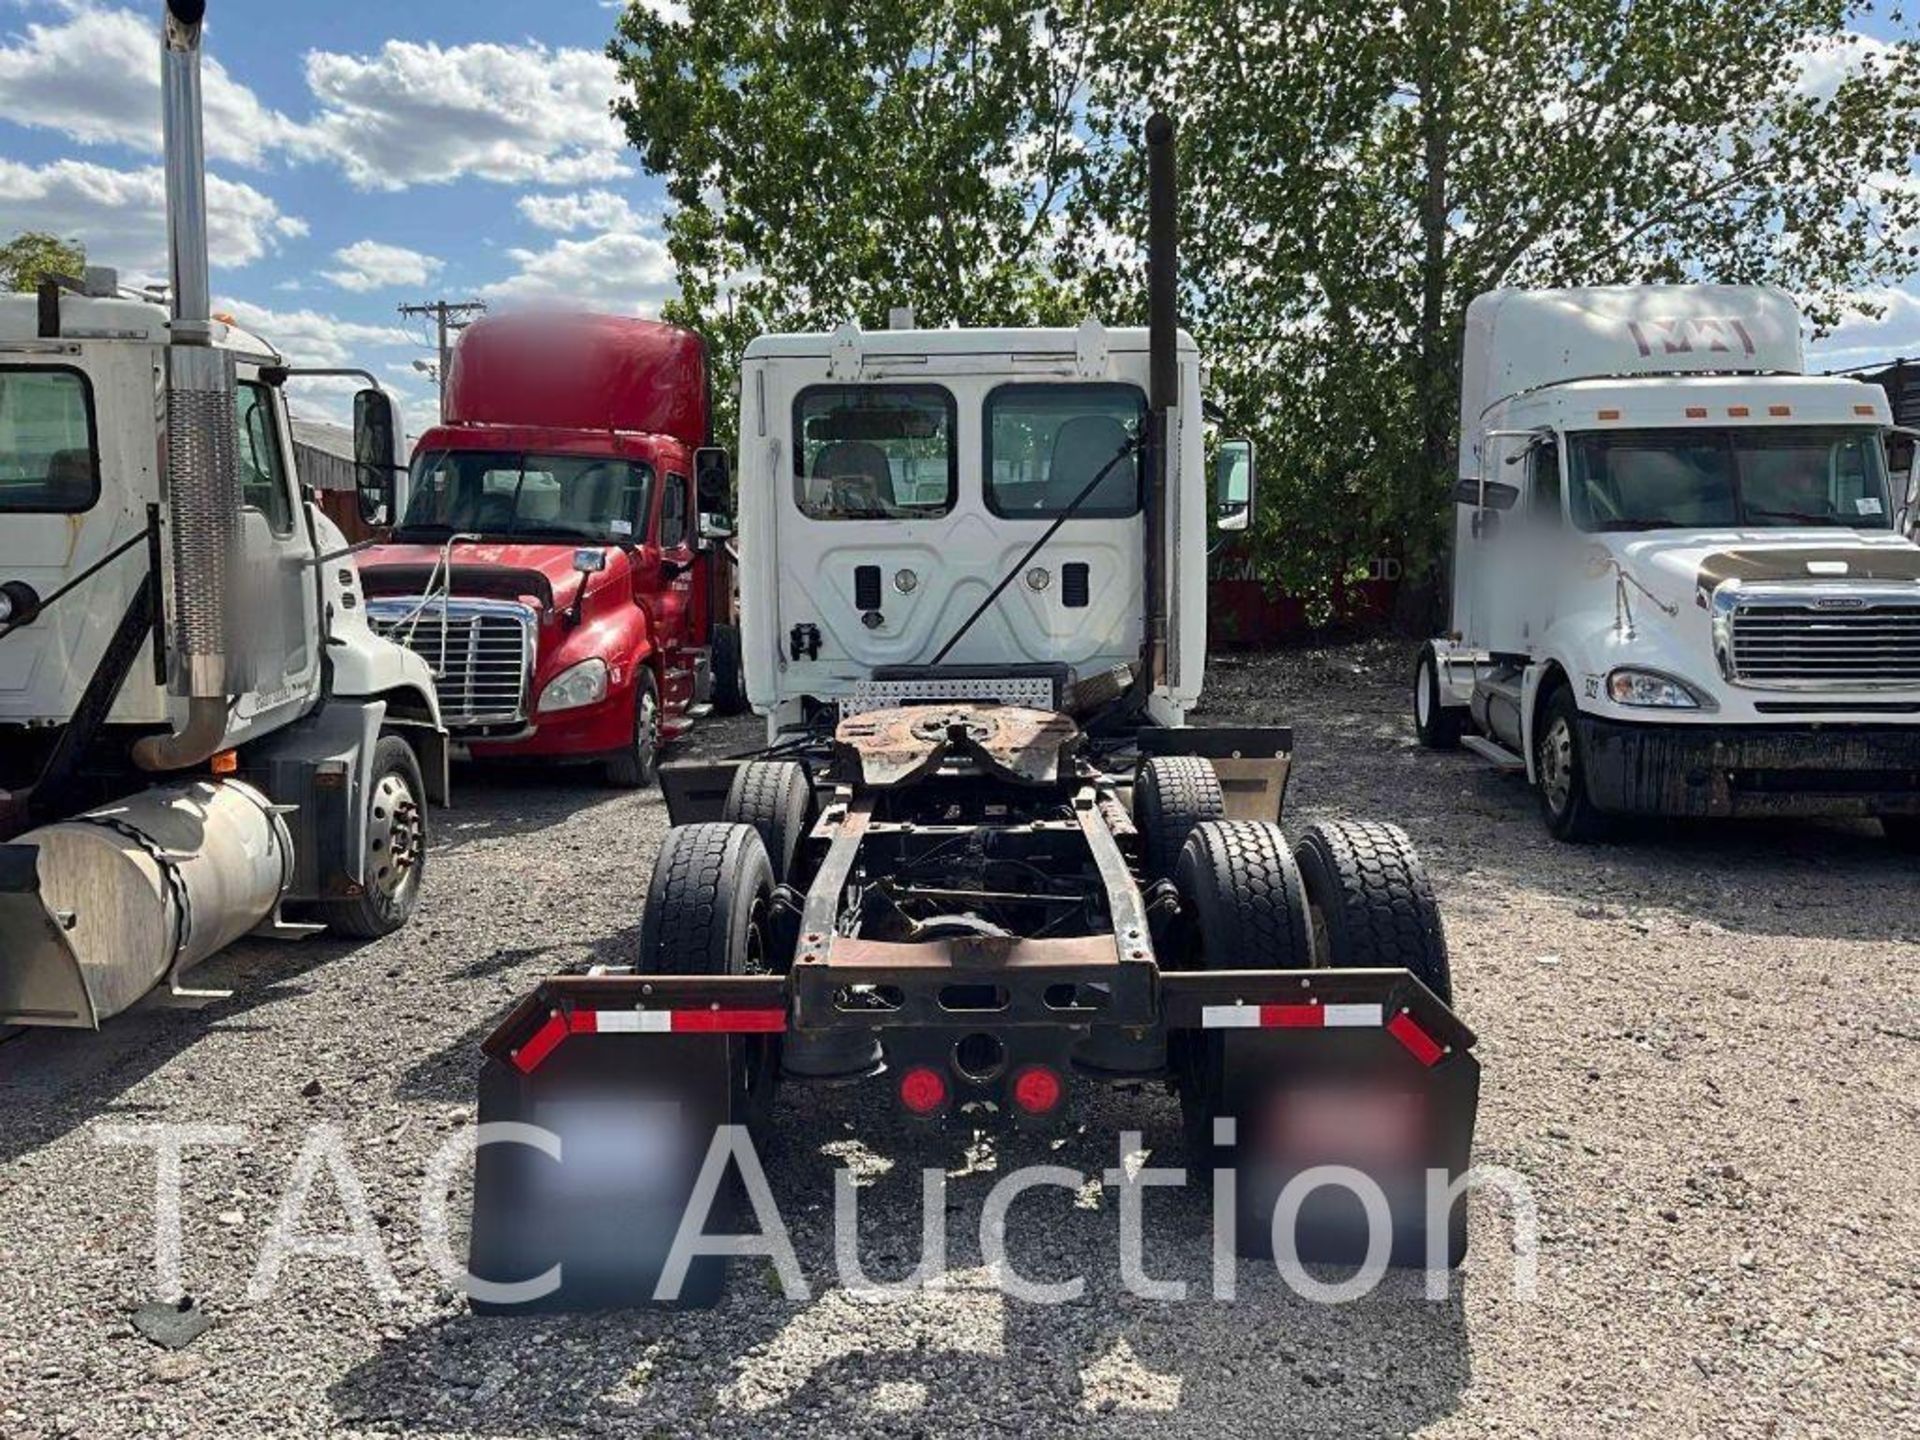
0,1 -> 1915,435
0,0 -> 683,430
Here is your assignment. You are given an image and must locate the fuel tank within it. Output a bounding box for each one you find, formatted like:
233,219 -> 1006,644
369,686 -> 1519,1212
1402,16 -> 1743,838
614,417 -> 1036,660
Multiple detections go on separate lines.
0,778 -> 292,1027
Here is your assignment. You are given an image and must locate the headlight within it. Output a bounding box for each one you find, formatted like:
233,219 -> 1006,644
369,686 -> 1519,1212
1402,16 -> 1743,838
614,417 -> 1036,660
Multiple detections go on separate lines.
537,658 -> 610,713
1606,668 -> 1708,709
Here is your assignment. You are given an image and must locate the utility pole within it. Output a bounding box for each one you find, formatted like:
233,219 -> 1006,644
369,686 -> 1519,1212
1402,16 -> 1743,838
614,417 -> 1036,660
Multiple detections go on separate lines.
397,298 -> 486,420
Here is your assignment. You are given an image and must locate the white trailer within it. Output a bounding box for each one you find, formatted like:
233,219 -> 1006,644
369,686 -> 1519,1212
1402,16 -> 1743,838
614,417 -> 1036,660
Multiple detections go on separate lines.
1416,284 -> 1920,841
0,1 -> 445,1027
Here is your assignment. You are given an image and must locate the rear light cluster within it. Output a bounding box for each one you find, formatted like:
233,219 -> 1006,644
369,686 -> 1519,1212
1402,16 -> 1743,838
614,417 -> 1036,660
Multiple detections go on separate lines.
894,1061 -> 1065,1116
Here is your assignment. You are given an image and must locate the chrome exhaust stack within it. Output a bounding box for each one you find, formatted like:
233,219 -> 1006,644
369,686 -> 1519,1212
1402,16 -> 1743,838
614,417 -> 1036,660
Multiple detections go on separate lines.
137,0 -> 242,770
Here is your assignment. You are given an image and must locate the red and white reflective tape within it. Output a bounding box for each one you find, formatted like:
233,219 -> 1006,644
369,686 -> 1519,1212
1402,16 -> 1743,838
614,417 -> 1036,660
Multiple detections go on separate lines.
511,1006 -> 787,1074
1198,1002 -> 1447,1067
1201,1002 -> 1383,1030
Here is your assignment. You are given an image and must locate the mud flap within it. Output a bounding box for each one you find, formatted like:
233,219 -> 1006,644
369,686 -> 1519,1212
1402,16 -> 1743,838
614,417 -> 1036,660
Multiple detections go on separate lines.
466,977 -> 787,1314
1165,968 -> 1480,1270
0,843 -> 96,1027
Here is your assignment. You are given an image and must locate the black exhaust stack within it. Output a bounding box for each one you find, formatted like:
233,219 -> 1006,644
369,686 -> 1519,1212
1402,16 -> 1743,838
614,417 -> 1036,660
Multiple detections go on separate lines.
1143,113 -> 1177,691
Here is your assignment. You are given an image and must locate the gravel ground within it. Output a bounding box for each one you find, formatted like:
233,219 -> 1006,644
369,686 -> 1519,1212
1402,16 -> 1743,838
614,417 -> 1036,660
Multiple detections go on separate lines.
3,642 -> 1917,1438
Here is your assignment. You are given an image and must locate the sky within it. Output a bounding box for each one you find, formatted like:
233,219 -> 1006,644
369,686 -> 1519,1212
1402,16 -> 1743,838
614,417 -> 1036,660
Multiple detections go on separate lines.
0,0 -> 685,432
0,1 -> 1915,436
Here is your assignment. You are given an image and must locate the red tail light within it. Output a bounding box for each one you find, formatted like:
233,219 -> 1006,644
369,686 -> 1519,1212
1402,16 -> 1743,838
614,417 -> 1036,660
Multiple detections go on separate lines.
898,1066 -> 949,1115
1011,1064 -> 1063,1115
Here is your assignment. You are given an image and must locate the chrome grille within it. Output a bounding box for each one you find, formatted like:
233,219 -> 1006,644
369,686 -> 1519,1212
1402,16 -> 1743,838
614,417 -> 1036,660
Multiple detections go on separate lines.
366,598 -> 535,726
1725,593 -> 1920,690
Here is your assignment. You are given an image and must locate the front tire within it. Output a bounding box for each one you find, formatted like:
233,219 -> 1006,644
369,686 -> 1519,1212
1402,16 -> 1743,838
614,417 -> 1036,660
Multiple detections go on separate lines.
1535,685 -> 1610,842
320,735 -> 427,939
604,668 -> 662,789
1413,644 -> 1464,749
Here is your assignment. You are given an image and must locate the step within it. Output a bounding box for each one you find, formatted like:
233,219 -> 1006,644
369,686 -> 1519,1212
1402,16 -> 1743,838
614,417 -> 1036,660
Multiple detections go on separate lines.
1461,734 -> 1526,773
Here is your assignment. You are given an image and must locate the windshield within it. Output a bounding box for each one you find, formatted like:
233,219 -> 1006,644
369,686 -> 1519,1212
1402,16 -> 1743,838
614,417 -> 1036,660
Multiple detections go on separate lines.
1569,427 -> 1892,532
398,450 -> 653,543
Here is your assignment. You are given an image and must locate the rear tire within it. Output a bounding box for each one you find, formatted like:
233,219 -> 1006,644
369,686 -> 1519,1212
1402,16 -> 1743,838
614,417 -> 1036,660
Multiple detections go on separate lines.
637,822 -> 779,1134
604,668 -> 662,789
711,623 -> 746,715
1535,684 -> 1609,842
1172,820 -> 1313,1152
320,735 -> 427,939
721,760 -> 812,884
1294,819 -> 1451,1004
1882,816 -> 1920,852
1135,756 -> 1226,880
1413,644 -> 1464,749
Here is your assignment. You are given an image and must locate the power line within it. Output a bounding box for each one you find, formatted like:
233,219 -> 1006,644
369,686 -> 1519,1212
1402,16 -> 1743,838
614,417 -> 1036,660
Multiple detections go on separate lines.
397,298 -> 487,420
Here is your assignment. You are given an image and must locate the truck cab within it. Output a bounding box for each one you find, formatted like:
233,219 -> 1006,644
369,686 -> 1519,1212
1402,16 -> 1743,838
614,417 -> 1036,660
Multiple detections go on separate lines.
1419,285 -> 1920,842
360,312 -> 740,788
738,319 -> 1212,737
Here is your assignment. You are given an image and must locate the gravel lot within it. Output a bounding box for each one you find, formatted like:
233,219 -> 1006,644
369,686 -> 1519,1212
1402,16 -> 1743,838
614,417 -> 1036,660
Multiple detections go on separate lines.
3,641 -> 1916,1438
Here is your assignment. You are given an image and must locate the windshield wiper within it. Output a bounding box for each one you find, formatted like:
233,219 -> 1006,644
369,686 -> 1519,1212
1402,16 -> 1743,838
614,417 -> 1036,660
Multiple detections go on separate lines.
1744,507 -> 1842,525
1590,517 -> 1686,532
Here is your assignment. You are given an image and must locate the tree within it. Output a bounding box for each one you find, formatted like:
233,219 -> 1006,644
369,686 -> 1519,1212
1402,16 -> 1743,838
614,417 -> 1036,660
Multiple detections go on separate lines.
0,231 -> 86,293
1078,0 -> 1920,618
608,0 -> 1098,440
608,0 -> 1920,615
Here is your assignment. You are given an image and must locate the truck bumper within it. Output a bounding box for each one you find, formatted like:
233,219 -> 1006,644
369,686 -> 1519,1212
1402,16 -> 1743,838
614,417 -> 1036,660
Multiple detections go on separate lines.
1578,716 -> 1920,819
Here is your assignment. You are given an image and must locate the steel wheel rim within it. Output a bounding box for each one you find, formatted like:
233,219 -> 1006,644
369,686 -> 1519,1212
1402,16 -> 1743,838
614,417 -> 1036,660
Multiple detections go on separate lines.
367,769 -> 422,905
1415,661 -> 1433,726
1540,717 -> 1574,815
635,686 -> 659,773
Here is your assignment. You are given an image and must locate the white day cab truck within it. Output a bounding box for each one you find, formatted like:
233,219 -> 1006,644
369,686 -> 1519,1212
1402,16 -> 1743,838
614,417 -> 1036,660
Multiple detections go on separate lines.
464,117 -> 1483,1312
1415,284 -> 1920,843
0,0 -> 445,1028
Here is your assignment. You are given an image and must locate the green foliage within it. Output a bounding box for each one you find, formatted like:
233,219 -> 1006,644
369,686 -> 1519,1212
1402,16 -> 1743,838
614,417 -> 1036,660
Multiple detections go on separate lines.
0,231 -> 85,293
610,0 -> 1920,609
609,0 -> 1097,444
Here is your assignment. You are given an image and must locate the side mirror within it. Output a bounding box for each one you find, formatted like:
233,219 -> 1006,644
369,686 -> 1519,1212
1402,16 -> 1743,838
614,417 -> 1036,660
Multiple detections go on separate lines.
1213,438 -> 1255,533
697,512 -> 734,542
695,446 -> 732,517
573,547 -> 609,575
353,387 -> 400,527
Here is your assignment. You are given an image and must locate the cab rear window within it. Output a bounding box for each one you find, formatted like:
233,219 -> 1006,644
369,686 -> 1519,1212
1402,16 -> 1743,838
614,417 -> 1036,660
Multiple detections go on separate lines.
793,385 -> 956,520
0,367 -> 98,512
985,383 -> 1144,518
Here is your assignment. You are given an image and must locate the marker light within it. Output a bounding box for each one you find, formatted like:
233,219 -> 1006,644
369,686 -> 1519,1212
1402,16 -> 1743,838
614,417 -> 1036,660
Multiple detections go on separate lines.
899,1066 -> 949,1115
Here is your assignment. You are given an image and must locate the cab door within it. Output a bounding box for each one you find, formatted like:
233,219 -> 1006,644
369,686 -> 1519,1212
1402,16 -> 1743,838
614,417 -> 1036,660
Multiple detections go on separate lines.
647,469 -> 698,712
227,374 -> 320,739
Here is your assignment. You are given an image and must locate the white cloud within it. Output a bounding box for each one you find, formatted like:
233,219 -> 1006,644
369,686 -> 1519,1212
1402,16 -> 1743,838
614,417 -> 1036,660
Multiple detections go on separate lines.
214,296 -> 416,368
480,228 -> 677,312
0,5 -> 303,166
0,157 -> 303,273
1790,30 -> 1898,104
516,189 -> 644,234
322,238 -> 443,293
299,39 -> 629,191
1806,286 -> 1920,371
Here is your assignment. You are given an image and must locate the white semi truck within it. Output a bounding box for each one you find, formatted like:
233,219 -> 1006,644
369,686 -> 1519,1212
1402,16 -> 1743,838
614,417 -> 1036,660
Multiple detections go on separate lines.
1416,284 -> 1920,842
0,0 -> 445,1027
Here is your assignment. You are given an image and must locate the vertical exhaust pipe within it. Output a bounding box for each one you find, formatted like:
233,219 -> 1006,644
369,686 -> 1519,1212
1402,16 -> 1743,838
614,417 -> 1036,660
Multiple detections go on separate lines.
1142,113 -> 1177,691
136,0 -> 242,770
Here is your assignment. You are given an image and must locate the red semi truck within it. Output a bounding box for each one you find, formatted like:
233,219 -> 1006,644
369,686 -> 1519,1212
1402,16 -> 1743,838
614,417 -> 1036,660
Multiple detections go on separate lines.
360,312 -> 741,787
